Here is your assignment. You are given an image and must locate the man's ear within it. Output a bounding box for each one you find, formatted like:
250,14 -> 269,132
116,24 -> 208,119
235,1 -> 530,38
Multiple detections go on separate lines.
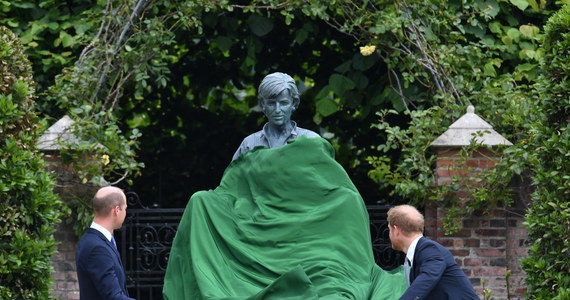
392,224 -> 401,235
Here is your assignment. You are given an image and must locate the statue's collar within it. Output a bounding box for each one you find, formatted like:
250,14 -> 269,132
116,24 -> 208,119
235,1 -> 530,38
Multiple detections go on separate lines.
261,121 -> 299,139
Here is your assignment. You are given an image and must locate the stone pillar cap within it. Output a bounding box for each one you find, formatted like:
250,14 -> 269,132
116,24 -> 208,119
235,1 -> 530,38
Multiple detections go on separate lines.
37,115 -> 103,150
37,115 -> 80,150
429,105 -> 513,147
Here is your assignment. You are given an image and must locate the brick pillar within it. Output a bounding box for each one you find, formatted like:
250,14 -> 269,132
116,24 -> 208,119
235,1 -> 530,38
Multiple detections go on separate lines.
425,148 -> 528,300
38,115 -> 101,299
43,152 -> 98,300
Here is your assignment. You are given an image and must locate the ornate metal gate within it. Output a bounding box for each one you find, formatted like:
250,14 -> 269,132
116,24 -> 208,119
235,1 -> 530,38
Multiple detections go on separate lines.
117,192 -> 402,299
116,192 -> 185,300
367,204 -> 406,270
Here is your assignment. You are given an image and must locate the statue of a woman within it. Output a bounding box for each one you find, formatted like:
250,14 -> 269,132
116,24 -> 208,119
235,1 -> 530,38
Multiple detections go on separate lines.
232,72 -> 319,161
163,72 -> 407,300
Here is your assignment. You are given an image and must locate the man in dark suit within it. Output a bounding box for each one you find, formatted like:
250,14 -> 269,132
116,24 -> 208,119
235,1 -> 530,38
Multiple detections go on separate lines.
387,205 -> 479,300
76,186 -> 135,300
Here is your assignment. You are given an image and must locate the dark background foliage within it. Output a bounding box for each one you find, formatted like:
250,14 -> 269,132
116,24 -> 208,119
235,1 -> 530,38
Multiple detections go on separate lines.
122,9 -> 396,208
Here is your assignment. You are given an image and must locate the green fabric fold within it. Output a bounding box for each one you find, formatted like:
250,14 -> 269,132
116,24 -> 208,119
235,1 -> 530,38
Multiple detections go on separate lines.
163,137 -> 406,299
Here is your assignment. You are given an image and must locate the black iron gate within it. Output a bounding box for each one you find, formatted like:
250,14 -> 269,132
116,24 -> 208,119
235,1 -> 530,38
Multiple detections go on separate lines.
116,192 -> 185,300
117,192 -> 403,299
367,204 -> 406,269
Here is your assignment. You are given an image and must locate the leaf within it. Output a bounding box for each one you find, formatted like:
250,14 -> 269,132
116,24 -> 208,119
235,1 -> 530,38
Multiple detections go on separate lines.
352,53 -> 377,71
59,31 -> 74,47
484,62 -> 497,77
486,0 -> 501,17
213,36 -> 232,52
380,87 -> 404,112
370,94 -> 386,106
315,86 -> 331,99
73,21 -> 91,34
294,28 -> 308,44
316,98 -> 338,117
509,0 -> 529,11
334,60 -> 352,73
126,112 -> 150,128
519,25 -> 539,38
344,91 -> 363,109
507,28 -> 521,40
249,15 -> 273,37
489,22 -> 502,34
348,71 -> 368,90
328,74 -> 355,95
420,25 -> 437,41
501,36 -> 513,45
515,63 -> 537,72
527,0 -> 539,10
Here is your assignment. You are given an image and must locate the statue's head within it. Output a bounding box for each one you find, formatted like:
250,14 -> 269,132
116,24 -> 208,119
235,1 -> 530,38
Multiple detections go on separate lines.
258,72 -> 300,127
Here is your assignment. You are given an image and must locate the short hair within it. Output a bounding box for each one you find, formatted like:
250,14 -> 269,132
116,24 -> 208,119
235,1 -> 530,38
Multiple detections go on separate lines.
92,187 -> 125,216
387,205 -> 424,235
258,72 -> 300,108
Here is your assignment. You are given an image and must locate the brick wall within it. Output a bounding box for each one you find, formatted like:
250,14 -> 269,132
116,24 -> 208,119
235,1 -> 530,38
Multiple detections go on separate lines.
44,152 -> 97,300
51,222 -> 80,300
425,148 -> 528,300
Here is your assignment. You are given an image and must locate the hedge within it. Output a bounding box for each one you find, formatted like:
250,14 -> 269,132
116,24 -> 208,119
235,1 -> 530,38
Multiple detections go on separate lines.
0,26 -> 62,299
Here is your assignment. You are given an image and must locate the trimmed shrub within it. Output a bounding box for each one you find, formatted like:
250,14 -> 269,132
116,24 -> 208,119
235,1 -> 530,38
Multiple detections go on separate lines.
522,5 -> 570,299
0,26 -> 62,299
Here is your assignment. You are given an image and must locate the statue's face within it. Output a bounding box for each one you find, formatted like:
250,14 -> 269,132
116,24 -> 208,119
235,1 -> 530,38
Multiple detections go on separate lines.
261,90 -> 295,127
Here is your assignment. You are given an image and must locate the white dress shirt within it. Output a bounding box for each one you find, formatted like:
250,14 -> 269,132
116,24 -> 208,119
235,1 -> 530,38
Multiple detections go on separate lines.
90,221 -> 113,243
405,235 -> 422,286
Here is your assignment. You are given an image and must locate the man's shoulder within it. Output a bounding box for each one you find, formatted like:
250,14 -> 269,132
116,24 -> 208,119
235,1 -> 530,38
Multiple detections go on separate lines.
77,229 -> 106,249
415,237 -> 443,253
416,237 -> 455,260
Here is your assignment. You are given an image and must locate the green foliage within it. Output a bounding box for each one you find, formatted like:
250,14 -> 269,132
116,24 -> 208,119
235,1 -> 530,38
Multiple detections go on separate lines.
63,197 -> 92,238
0,26 -> 62,300
318,0 -> 551,232
0,0 -> 102,103
2,2 -> 568,298
367,107 -> 449,203
33,0 -> 214,229
522,5 -> 570,298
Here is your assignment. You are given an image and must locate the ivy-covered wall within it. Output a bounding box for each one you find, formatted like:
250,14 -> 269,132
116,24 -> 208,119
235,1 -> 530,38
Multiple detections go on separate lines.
0,26 -> 62,299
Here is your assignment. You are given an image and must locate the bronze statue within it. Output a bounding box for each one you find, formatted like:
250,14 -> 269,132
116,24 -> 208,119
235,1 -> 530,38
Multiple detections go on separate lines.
232,72 -> 320,161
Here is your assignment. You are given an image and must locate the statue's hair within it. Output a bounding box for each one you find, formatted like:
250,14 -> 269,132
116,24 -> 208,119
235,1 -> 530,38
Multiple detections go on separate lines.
387,205 -> 424,236
92,187 -> 125,216
258,72 -> 300,108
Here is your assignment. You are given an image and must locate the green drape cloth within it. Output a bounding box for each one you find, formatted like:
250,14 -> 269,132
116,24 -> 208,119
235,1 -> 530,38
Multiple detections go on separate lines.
163,137 -> 406,299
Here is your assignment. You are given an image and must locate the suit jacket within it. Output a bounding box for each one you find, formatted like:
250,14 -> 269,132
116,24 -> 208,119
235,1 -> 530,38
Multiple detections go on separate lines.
76,228 -> 135,300
399,237 -> 479,300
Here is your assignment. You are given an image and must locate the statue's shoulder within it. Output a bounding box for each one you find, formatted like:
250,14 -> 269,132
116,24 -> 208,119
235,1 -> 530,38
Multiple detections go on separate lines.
241,130 -> 264,144
237,130 -> 267,151
296,127 -> 320,138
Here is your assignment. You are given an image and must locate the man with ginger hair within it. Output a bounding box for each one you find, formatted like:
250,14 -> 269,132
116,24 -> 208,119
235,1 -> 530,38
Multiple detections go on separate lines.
76,186 -> 135,300
387,205 -> 478,300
